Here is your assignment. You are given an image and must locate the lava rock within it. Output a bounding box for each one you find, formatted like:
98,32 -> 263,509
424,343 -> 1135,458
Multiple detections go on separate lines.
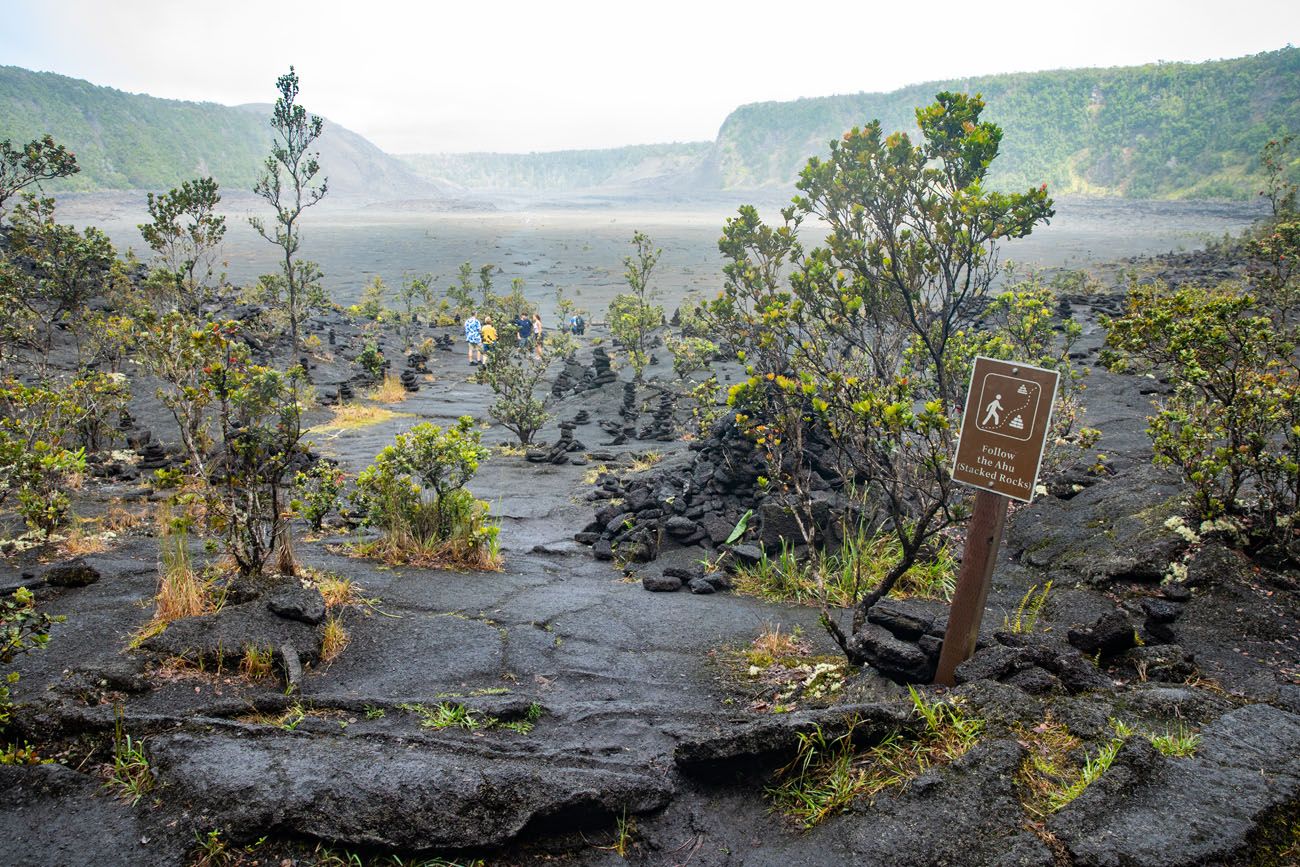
867,598 -> 936,641
665,516 -> 700,539
148,731 -> 672,851
727,544 -> 764,568
142,599 -> 324,666
1120,644 -> 1196,683
662,564 -> 705,582
278,643 -> 304,693
847,622 -> 937,684
1048,704 -> 1300,866
1067,610 -> 1139,658
955,645 -> 1031,684
642,574 -> 682,592
1003,666 -> 1060,695
43,558 -> 100,587
266,586 -> 327,625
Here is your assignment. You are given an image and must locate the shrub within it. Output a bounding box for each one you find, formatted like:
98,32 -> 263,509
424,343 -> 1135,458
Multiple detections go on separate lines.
352,275 -> 387,320
1104,284 -> 1300,544
0,194 -> 117,372
356,343 -> 386,383
132,310 -> 223,470
136,320 -> 308,579
138,176 -> 226,309
0,379 -> 91,536
292,460 -> 345,532
2,587 -> 64,731
201,327 -> 308,578
352,417 -> 499,568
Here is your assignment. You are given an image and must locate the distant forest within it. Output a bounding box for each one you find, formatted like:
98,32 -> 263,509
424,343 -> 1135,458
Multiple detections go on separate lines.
397,144 -> 712,192
0,66 -> 435,199
712,47 -> 1300,198
0,66 -> 270,191
3,48 -> 1298,200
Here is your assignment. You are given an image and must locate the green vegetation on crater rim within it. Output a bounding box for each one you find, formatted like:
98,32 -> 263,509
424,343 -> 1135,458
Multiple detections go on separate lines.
4,47 -> 1299,200
712,47 -> 1300,198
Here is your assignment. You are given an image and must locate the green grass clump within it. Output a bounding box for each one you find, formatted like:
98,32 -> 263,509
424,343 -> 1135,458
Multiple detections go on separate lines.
732,524 -> 956,608
1017,716 -> 1133,817
397,700 -> 543,735
1148,725 -> 1200,757
107,708 -> 153,805
768,687 -> 982,828
399,701 -> 480,731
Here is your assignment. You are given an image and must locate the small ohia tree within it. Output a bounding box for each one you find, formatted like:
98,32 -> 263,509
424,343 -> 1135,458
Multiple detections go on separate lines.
711,93 -> 1057,665
1103,137 -> 1300,555
133,310 -> 223,476
200,322 -> 309,579
608,231 -> 664,382
250,66 -> 328,351
139,177 -> 226,309
393,272 -> 436,350
0,195 -> 119,373
447,262 -> 477,316
479,329 -> 573,445
0,134 -> 79,216
135,317 -> 308,580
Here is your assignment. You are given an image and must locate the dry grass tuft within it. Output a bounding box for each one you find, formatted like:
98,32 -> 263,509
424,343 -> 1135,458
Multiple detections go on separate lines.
103,501 -> 147,533
154,560 -> 212,623
627,451 -> 664,473
747,623 -> 811,668
582,464 -> 611,485
316,575 -> 361,609
57,526 -> 112,557
351,534 -> 503,572
238,701 -> 309,730
308,402 -> 412,433
366,374 -> 409,404
239,645 -> 275,681
321,615 -> 349,663
128,533 -> 220,649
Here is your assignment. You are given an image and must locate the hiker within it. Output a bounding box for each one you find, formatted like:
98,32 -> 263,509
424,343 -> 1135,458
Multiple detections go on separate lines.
464,311 -> 483,365
569,312 -> 585,335
481,315 -> 498,355
514,312 -> 532,346
532,312 -> 544,360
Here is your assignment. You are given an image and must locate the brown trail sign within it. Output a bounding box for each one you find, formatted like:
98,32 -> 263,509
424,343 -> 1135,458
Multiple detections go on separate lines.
935,357 -> 1060,686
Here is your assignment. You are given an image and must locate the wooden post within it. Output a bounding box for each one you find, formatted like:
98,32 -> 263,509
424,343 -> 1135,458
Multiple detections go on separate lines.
934,489 -> 1009,686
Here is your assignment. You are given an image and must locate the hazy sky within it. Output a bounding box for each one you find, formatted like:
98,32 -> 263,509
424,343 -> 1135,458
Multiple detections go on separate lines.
3,0 -> 1297,154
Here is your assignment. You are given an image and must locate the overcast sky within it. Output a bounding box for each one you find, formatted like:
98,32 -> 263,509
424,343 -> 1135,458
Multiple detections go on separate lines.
3,0 -> 1297,154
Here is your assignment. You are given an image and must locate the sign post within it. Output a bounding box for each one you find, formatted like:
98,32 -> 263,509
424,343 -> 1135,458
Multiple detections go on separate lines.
935,356 -> 1060,686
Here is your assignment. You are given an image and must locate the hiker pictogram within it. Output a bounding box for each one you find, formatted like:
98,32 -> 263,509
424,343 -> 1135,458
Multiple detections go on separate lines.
974,372 -> 1041,442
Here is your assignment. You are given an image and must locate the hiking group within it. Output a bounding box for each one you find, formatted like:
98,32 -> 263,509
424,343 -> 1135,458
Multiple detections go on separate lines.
465,310 -> 562,365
